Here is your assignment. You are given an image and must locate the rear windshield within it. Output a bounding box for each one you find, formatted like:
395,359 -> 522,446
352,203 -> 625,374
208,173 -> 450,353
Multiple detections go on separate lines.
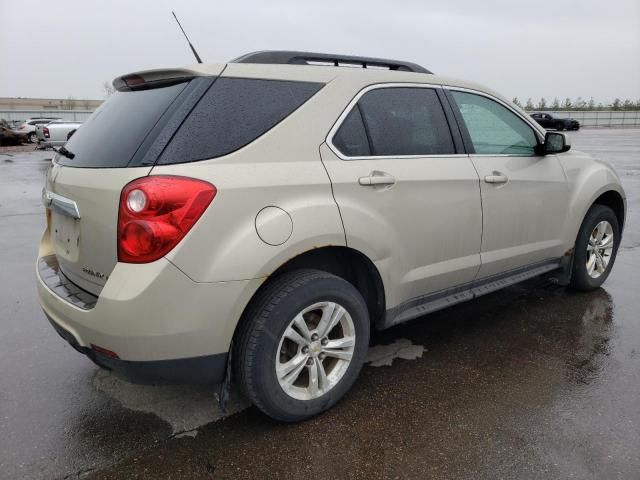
156,77 -> 323,164
56,82 -> 188,168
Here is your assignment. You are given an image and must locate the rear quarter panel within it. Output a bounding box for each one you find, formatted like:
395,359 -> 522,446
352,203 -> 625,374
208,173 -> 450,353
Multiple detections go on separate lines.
151,76 -> 354,283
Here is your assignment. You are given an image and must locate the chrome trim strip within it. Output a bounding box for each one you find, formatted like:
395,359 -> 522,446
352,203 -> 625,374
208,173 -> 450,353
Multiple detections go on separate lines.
42,189 -> 81,219
325,82 -> 467,161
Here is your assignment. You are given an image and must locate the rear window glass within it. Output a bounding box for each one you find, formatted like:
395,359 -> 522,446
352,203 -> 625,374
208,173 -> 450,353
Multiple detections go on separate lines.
157,78 -> 323,164
56,82 -> 188,167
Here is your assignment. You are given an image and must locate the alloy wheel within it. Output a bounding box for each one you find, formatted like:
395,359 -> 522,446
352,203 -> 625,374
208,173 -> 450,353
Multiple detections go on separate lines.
275,301 -> 355,400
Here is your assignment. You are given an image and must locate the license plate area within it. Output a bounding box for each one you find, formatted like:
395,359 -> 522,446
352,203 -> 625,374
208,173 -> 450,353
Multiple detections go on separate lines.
50,211 -> 80,262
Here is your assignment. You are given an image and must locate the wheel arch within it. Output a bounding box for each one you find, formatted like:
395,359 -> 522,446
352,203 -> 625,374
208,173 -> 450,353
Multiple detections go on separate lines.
232,246 -> 386,349
592,190 -> 625,232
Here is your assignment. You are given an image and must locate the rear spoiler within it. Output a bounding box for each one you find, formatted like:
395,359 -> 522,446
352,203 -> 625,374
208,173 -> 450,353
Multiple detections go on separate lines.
112,68 -> 205,92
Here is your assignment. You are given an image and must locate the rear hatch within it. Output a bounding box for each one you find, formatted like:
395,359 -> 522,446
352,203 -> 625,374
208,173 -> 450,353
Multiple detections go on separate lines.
44,68 -> 221,295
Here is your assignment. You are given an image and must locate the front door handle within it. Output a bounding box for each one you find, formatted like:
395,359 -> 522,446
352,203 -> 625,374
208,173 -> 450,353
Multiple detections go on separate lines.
359,171 -> 396,186
484,173 -> 508,184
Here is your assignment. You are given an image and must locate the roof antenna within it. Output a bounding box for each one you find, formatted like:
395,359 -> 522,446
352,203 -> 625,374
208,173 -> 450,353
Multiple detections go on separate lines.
171,11 -> 203,64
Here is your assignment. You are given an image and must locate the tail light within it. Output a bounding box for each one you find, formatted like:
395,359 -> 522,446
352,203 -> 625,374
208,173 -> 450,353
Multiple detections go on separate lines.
43,127 -> 50,138
118,176 -> 216,263
18,125 -> 25,130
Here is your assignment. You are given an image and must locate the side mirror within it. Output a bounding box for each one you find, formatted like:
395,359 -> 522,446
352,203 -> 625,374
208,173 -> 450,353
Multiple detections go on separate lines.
540,131 -> 571,154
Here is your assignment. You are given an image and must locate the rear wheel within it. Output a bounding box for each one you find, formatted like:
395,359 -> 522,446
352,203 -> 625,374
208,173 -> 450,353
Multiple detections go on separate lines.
28,132 -> 37,143
235,269 -> 370,422
570,205 -> 620,290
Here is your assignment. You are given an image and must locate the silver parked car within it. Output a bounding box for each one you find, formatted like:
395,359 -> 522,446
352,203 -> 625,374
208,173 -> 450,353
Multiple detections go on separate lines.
16,117 -> 60,143
36,120 -> 82,147
37,51 -> 625,422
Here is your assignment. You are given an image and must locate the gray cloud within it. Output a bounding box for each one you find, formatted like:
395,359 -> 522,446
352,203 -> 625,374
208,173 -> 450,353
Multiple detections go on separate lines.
1,0 -> 638,103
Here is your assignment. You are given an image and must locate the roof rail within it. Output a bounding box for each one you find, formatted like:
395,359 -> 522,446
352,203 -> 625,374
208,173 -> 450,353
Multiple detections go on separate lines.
230,51 -> 432,74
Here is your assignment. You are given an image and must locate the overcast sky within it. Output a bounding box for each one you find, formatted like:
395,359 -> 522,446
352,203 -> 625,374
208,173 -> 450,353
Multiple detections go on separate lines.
1,0 -> 639,103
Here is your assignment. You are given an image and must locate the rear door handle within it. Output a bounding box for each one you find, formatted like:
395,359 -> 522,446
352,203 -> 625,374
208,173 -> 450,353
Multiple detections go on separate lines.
484,173 -> 508,184
358,171 -> 396,186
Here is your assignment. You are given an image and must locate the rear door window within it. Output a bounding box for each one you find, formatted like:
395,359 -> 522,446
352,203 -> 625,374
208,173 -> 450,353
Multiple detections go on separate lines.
332,106 -> 371,157
157,78 -> 323,164
332,87 -> 455,157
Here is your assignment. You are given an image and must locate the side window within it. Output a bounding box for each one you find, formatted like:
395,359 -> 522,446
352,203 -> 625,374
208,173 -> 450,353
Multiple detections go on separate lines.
451,91 -> 538,155
332,87 -> 455,157
158,78 -> 323,164
332,106 -> 371,157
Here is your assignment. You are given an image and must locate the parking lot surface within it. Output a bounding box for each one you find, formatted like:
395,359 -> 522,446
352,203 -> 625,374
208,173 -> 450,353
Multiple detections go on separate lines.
1,129 -> 639,479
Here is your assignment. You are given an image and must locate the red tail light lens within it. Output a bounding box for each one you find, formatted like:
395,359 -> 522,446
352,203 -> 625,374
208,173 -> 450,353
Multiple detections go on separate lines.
43,127 -> 50,138
118,176 -> 216,263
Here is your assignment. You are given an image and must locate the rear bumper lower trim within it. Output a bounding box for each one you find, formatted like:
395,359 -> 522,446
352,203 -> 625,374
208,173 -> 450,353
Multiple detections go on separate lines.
38,254 -> 97,310
45,312 -> 228,385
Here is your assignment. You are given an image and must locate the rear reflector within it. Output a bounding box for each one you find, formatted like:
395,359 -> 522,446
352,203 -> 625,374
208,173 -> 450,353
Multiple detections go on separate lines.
91,344 -> 120,359
117,176 -> 216,263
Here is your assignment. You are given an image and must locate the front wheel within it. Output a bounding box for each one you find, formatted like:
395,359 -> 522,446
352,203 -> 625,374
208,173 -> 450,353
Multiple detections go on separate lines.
235,269 -> 370,422
555,122 -> 564,131
570,204 -> 620,290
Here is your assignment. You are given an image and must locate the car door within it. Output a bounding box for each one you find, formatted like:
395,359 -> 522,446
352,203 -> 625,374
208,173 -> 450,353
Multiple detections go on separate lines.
320,85 -> 483,316
447,89 -> 570,279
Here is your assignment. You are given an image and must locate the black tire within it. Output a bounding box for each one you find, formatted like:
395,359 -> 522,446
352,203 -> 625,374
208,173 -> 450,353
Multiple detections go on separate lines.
555,122 -> 564,131
234,269 -> 370,422
28,132 -> 37,143
570,204 -> 620,291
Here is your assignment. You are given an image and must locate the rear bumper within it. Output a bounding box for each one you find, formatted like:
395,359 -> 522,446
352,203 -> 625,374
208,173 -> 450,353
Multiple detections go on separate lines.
37,252 -> 263,384
45,312 -> 227,384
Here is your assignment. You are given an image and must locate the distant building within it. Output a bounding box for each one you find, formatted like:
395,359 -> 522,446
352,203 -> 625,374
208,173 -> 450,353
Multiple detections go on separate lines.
0,97 -> 102,111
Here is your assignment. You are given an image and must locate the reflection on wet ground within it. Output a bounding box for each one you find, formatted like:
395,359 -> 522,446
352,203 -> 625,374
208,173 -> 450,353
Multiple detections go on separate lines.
1,129 -> 639,479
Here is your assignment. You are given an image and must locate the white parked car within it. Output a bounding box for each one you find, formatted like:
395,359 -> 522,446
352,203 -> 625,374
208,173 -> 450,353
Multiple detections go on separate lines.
16,117 -> 60,143
37,51 -> 625,422
36,120 -> 82,147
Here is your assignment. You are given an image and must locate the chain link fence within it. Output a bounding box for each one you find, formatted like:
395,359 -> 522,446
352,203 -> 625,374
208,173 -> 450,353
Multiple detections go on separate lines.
528,110 -> 640,127
3,108 -> 639,128
0,109 -> 94,124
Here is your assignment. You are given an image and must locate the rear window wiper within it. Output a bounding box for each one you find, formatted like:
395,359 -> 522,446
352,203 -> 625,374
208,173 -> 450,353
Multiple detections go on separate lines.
53,146 -> 75,160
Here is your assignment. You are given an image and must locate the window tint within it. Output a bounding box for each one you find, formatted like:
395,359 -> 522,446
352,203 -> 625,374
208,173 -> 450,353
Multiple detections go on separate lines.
158,78 -> 323,164
332,106 -> 371,157
354,87 -> 454,156
57,82 -> 188,167
451,91 -> 538,155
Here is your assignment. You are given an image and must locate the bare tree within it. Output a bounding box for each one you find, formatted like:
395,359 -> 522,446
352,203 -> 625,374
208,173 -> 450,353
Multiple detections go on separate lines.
512,97 -> 521,107
103,81 -> 115,98
537,97 -> 547,110
525,98 -> 534,110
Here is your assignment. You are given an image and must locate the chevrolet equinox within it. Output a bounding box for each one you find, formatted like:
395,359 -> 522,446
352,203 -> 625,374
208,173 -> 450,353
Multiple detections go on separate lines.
37,51 -> 626,422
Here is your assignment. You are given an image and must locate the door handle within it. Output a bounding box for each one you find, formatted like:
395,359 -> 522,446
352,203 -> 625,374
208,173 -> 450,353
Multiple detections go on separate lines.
484,173 -> 508,184
358,171 -> 396,186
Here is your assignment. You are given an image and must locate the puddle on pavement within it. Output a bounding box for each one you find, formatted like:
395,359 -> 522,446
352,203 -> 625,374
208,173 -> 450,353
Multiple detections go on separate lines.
367,338 -> 425,366
93,369 -> 250,436
94,338 -> 426,434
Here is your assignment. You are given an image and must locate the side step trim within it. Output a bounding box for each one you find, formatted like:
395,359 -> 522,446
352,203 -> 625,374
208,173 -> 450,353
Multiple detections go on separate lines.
384,258 -> 561,329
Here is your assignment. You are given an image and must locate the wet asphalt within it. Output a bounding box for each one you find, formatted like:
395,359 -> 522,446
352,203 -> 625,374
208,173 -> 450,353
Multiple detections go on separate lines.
0,129 -> 639,479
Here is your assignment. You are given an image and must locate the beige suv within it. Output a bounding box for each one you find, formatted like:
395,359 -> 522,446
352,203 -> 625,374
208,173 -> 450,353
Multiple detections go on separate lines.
37,51 -> 625,422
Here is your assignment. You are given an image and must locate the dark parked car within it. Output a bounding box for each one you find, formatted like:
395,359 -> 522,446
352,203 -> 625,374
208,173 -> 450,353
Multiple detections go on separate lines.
530,112 -> 580,131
